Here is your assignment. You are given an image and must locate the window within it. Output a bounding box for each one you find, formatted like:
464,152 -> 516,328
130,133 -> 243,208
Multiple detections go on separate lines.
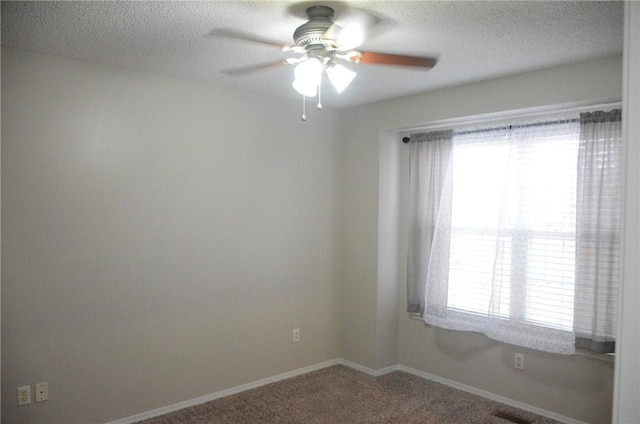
407,110 -> 622,354
448,124 -> 579,330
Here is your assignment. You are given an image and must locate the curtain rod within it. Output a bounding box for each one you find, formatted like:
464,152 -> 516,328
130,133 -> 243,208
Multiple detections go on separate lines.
399,101 -> 621,144
402,117 -> 582,143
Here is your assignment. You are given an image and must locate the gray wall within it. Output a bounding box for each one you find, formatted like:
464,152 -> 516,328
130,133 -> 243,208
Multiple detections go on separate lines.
1,46 -> 343,423
2,43 -> 636,424
339,56 -> 622,423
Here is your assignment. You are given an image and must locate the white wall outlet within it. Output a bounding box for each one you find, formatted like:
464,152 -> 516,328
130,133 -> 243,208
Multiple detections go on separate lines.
514,353 -> 524,370
17,385 -> 31,406
35,382 -> 48,402
292,328 -> 300,343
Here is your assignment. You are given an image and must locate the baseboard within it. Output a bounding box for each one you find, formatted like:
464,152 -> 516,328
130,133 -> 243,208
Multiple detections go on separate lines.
107,359 -> 341,424
338,358 -> 399,376
396,364 -> 586,424
108,358 -> 584,424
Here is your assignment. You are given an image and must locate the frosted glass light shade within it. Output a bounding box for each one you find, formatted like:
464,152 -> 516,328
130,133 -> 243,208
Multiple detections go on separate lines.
292,79 -> 317,97
293,58 -> 323,96
327,64 -> 357,94
294,58 -> 322,81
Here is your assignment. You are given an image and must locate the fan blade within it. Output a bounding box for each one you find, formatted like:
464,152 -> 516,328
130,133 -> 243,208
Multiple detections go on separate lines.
208,28 -> 300,52
348,51 -> 436,69
326,8 -> 378,50
221,61 -> 287,76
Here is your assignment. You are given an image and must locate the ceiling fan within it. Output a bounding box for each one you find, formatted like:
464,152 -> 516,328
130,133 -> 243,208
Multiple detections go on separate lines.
212,5 -> 437,120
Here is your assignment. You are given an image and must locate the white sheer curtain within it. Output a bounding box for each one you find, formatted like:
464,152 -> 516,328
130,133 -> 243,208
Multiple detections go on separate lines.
424,121 -> 581,354
574,109 -> 622,353
407,130 -> 453,314
409,113 -> 622,355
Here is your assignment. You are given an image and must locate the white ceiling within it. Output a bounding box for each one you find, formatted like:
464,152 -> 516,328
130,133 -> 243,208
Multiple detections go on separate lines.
1,1 -> 624,108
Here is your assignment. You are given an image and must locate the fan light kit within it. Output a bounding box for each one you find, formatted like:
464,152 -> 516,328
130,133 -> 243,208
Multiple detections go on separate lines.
213,5 -> 437,121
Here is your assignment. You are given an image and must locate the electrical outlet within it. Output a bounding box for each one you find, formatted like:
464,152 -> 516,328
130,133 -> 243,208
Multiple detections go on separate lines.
35,382 -> 48,402
17,386 -> 31,406
514,353 -> 524,370
292,328 -> 300,343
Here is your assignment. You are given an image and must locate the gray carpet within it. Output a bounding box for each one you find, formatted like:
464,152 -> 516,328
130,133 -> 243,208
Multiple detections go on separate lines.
137,365 -> 562,424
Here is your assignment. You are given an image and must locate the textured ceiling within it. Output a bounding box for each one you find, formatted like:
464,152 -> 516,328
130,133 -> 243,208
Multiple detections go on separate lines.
1,1 -> 624,108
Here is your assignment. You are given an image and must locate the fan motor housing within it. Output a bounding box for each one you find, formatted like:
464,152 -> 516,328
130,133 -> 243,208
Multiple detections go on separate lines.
293,5 -> 336,48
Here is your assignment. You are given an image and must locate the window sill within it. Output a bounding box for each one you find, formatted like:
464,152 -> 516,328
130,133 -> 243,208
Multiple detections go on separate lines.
575,349 -> 615,363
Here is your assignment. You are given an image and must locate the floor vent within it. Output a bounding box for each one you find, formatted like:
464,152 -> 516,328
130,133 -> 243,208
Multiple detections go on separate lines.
492,410 -> 532,424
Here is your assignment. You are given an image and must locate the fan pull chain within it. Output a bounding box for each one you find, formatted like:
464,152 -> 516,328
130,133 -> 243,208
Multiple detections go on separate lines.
317,79 -> 323,110
301,95 -> 307,121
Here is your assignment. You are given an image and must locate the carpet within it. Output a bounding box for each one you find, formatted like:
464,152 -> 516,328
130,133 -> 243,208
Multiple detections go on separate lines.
137,365 -> 562,424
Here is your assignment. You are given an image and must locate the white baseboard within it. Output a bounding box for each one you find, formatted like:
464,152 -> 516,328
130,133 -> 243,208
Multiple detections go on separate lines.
395,364 -> 586,424
108,358 -> 583,424
107,359 -> 341,424
338,358 -> 399,376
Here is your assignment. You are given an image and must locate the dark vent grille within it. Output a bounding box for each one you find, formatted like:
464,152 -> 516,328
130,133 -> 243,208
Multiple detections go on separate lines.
492,410 -> 532,424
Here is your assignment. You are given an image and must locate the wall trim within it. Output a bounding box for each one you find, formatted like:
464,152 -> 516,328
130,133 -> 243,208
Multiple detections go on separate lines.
108,358 -> 584,424
106,359 -> 341,424
613,2 -> 640,422
339,358 -> 399,376
394,364 -> 586,424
